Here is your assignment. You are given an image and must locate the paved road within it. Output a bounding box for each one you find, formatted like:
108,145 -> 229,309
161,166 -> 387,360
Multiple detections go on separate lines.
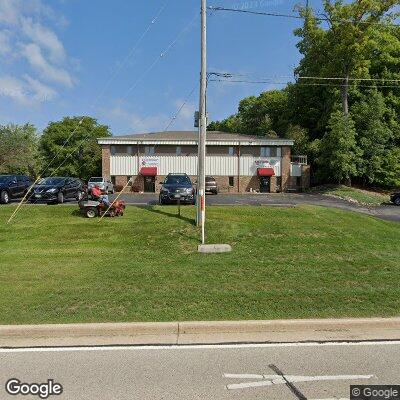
113,193 -> 400,223
8,193 -> 400,222
1,341 -> 399,399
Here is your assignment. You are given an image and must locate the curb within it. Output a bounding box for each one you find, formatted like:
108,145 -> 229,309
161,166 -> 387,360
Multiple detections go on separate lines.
1,317 -> 400,347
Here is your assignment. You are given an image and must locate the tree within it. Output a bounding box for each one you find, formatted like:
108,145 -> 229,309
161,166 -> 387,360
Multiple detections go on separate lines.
40,116 -> 111,180
352,90 -> 397,186
296,0 -> 399,116
0,124 -> 41,176
208,90 -> 290,137
317,110 -> 361,184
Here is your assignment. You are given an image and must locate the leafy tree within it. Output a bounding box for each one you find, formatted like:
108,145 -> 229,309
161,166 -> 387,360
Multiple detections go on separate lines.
317,110 -> 361,184
0,124 -> 41,177
208,90 -> 290,137
40,116 -> 111,180
352,90 -> 397,186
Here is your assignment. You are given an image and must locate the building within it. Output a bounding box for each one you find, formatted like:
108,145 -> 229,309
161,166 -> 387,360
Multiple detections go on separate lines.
98,131 -> 310,193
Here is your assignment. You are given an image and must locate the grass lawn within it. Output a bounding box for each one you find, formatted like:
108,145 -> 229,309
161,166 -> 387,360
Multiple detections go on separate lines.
312,185 -> 390,205
0,204 -> 399,325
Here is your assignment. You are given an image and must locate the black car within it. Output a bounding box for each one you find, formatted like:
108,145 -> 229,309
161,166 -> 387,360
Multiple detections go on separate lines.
31,177 -> 83,204
390,191 -> 400,206
159,173 -> 196,205
0,175 -> 32,204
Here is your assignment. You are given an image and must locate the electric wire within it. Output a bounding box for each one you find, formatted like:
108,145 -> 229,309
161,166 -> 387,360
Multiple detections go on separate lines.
164,83 -> 198,131
122,12 -> 199,101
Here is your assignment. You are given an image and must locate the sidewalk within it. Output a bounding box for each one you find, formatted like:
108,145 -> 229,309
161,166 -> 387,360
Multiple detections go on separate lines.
1,317 -> 400,347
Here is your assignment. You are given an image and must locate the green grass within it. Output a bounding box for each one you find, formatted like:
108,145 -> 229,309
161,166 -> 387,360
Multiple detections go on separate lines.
313,185 -> 390,205
0,204 -> 399,325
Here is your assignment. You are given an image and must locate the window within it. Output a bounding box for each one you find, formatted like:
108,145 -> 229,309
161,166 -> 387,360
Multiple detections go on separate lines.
145,146 -> 155,156
111,176 -> 116,185
228,176 -> 234,187
111,145 -> 128,155
260,147 -> 270,157
176,146 -> 182,156
270,147 -> 278,157
228,146 -> 235,156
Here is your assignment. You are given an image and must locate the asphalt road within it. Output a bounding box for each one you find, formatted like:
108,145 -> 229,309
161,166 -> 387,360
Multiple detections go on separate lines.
8,193 -> 400,222
1,341 -> 400,400
112,193 -> 400,223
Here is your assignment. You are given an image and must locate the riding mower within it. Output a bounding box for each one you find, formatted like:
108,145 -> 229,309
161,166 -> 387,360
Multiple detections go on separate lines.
78,195 -> 126,219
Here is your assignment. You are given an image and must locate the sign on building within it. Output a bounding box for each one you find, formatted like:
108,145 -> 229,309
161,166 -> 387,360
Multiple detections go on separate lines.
141,158 -> 159,167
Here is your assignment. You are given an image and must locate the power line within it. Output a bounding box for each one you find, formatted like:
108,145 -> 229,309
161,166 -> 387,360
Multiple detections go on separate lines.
122,13 -> 199,100
209,78 -> 400,89
209,71 -> 400,83
208,6 -> 309,21
90,2 -> 168,110
164,83 -> 198,131
208,5 -> 399,26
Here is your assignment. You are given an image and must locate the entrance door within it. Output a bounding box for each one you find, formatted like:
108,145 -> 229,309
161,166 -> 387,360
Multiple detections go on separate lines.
259,176 -> 270,193
144,176 -> 155,192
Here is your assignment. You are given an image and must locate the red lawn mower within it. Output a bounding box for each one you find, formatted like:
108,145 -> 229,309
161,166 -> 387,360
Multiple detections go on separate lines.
78,198 -> 126,218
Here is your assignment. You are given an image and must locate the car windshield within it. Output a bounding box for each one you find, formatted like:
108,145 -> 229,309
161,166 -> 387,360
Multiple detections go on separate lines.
165,175 -> 191,185
89,177 -> 104,183
0,176 -> 13,183
39,177 -> 65,185
206,177 -> 215,182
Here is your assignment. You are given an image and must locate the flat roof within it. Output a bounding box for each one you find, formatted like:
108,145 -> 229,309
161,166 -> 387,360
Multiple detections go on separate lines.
98,131 -> 294,146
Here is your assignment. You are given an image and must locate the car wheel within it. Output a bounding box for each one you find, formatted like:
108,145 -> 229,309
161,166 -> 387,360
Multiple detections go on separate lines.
0,190 -> 10,204
57,191 -> 64,204
394,196 -> 400,206
86,207 -> 98,218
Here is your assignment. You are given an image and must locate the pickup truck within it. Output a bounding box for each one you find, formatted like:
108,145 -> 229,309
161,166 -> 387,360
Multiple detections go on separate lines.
0,175 -> 32,204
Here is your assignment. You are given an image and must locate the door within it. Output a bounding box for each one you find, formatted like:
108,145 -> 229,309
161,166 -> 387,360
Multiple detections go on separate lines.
144,176 -> 155,193
259,177 -> 270,193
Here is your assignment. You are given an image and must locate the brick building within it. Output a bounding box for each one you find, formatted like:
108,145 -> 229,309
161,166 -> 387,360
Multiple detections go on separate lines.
98,131 -> 310,193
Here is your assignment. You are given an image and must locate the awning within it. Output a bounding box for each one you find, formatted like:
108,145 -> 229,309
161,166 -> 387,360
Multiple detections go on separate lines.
140,167 -> 157,176
257,167 -> 275,177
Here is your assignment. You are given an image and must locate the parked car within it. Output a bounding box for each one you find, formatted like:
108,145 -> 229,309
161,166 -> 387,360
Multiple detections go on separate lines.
390,191 -> 400,206
205,176 -> 218,194
0,175 -> 32,204
88,177 -> 114,194
159,173 -> 195,205
31,177 -> 83,204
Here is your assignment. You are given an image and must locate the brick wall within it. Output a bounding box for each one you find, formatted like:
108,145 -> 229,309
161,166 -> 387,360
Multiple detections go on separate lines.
281,146 -> 291,191
102,145 -> 110,179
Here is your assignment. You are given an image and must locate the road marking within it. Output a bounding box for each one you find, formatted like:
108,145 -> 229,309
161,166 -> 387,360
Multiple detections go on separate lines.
224,374 -> 374,390
0,340 -> 399,353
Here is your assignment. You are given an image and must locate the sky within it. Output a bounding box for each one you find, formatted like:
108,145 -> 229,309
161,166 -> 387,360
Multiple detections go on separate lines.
0,0 -> 326,136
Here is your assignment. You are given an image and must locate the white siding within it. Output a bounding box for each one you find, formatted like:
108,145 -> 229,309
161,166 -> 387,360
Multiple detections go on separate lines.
206,156 -> 238,176
110,155 -> 282,177
110,156 -> 138,176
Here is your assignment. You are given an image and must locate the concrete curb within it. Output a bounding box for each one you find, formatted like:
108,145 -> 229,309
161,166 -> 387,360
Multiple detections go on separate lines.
1,317 -> 400,347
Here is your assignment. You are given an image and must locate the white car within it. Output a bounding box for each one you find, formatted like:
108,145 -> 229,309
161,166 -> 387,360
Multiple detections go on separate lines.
88,177 -> 114,194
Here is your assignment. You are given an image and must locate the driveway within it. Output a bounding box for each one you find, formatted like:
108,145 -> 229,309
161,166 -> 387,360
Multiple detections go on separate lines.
113,193 -> 400,223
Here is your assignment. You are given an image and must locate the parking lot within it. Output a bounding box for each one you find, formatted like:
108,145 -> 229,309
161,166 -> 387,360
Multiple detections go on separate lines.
20,193 -> 398,223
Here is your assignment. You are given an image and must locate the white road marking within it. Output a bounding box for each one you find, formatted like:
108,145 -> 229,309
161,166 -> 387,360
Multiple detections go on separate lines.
225,374 -> 373,390
0,340 -> 399,353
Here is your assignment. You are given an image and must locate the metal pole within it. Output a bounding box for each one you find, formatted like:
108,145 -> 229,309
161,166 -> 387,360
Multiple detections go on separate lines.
197,0 -> 207,245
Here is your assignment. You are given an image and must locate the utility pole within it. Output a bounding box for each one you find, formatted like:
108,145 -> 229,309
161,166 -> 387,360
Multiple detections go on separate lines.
197,0 -> 207,245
